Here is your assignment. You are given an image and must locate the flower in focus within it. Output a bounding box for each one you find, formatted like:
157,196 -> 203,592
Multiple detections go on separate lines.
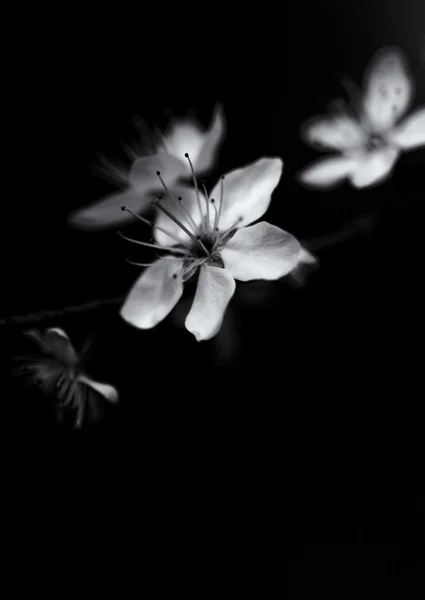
68,105 -> 226,231
11,328 -> 119,428
119,155 -> 302,341
298,47 -> 425,189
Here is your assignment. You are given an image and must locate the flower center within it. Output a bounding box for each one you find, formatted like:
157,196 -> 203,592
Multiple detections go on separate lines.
117,153 -> 242,281
365,132 -> 386,153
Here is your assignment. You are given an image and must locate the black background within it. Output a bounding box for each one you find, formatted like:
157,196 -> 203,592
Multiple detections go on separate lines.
3,2 -> 424,596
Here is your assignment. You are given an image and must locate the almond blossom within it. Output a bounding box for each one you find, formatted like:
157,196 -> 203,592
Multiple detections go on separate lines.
68,105 -> 225,230
298,48 -> 425,189
119,155 -> 301,341
11,328 -> 119,428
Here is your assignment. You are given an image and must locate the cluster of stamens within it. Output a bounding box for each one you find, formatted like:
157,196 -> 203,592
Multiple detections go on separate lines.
117,153 -> 242,280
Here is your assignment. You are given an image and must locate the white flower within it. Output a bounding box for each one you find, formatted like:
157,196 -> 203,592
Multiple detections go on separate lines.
298,47 -> 425,190
11,328 -> 119,428
119,156 -> 301,341
68,105 -> 226,230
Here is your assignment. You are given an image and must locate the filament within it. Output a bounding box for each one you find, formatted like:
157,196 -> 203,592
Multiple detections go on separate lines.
200,179 -> 211,233
153,197 -> 198,241
214,176 -> 225,231
120,206 -> 186,245
117,231 -> 191,255
156,171 -> 198,232
185,153 -> 205,232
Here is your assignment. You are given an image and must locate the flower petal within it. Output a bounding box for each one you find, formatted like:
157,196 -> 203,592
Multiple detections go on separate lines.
185,266 -> 236,341
209,157 -> 283,231
120,257 -> 184,329
298,247 -> 318,265
348,147 -> 399,188
128,152 -> 186,190
301,114 -> 366,150
153,184 -> 208,246
67,188 -> 154,231
297,156 -> 356,189
388,107 -> 425,149
78,375 -> 119,404
162,105 -> 226,176
362,47 -> 412,132
220,221 -> 301,281
25,328 -> 79,365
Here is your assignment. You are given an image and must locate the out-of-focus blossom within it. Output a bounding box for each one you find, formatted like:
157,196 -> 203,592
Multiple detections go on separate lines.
119,155 -> 302,341
68,105 -> 226,231
298,48 -> 425,189
11,328 -> 119,428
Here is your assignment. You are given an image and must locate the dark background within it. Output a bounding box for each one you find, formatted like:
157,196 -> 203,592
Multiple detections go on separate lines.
3,2 -> 424,596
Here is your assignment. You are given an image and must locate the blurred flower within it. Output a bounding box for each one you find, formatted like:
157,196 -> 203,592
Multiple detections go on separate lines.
298,47 -> 425,189
68,104 -> 226,231
11,328 -> 119,428
119,156 -> 301,341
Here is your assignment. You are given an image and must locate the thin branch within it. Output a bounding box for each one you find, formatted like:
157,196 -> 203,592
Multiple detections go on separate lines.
0,295 -> 125,327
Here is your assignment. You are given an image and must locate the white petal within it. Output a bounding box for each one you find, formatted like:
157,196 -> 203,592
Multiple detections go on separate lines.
297,156 -> 356,189
25,328 -> 79,365
192,104 -> 226,174
67,188 -> 153,231
297,247 -> 318,265
388,107 -> 425,149
78,375 -> 119,404
163,106 -> 226,176
349,147 -> 399,188
301,114 -> 366,150
209,157 -> 283,231
120,258 -> 184,329
128,152 -> 186,190
362,47 -> 412,132
153,184 -> 208,246
185,266 -> 236,341
46,328 -> 69,340
220,221 -> 301,281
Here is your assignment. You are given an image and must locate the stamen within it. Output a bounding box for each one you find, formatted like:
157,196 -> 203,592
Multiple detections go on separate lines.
156,171 -> 197,232
177,195 -> 198,231
153,197 -> 198,242
200,179 -> 211,234
117,231 -> 190,255
181,259 -> 203,280
125,259 -> 158,268
196,236 -> 210,256
211,198 -> 218,225
120,206 -> 188,246
185,153 -> 205,232
214,176 -> 225,231
214,216 -> 243,250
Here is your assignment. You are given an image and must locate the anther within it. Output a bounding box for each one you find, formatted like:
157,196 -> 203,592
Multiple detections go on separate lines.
172,274 -> 177,279
121,205 -> 126,211
156,170 -> 161,176
184,153 -> 189,158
